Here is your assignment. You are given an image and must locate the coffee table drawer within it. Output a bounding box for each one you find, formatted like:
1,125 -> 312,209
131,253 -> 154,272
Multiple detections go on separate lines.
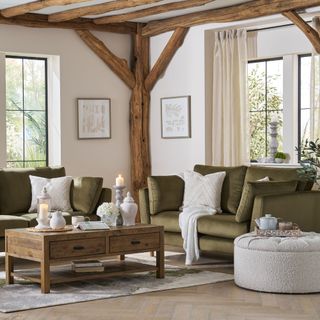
109,233 -> 160,253
50,237 -> 106,259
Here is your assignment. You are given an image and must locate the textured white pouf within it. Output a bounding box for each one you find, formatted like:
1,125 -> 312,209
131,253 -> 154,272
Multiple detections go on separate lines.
234,232 -> 320,293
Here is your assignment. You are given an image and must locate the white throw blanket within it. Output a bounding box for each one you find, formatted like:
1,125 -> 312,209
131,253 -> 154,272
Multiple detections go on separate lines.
179,205 -> 216,265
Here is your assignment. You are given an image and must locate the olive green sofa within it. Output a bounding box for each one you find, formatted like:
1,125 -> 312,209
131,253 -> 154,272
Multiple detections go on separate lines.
139,164 -> 320,257
0,167 -> 111,251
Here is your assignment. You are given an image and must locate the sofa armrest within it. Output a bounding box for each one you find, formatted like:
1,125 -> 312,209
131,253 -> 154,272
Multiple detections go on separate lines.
250,191 -> 320,232
139,187 -> 151,224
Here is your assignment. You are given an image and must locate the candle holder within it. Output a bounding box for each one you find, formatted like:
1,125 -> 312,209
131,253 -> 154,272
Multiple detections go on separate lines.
35,187 -> 51,229
113,185 -> 126,226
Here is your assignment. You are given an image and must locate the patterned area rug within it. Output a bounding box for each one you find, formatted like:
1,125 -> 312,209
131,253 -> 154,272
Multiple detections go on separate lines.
0,253 -> 234,313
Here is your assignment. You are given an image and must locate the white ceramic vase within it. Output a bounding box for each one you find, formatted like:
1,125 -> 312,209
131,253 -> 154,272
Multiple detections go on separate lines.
120,192 -> 138,226
50,211 -> 66,230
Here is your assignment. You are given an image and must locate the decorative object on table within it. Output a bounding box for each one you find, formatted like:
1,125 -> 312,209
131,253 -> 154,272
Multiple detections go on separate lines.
96,202 -> 120,227
296,138 -> 320,188
113,174 -> 126,226
35,187 -> 51,230
278,221 -> 293,231
77,98 -> 111,139
255,214 -> 278,230
120,192 -> 138,226
254,224 -> 301,237
268,116 -> 279,162
72,260 -> 104,273
71,215 -> 90,228
27,226 -> 74,233
77,221 -> 109,230
274,151 -> 286,163
161,96 -> 191,139
50,211 -> 66,230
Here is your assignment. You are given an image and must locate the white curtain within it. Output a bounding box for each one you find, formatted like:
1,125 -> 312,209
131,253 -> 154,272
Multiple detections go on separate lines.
310,18 -> 320,141
211,29 -> 251,166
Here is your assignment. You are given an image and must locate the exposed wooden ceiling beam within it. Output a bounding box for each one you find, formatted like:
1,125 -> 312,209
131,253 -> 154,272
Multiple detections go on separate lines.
142,0 -> 320,36
76,29 -> 136,89
145,27 -> 188,91
283,10 -> 320,53
49,0 -> 161,22
94,0 -> 213,25
1,0 -> 88,18
0,13 -> 136,34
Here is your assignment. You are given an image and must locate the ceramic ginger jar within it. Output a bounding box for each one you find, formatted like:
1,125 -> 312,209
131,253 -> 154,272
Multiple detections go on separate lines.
50,211 -> 66,230
120,192 -> 138,226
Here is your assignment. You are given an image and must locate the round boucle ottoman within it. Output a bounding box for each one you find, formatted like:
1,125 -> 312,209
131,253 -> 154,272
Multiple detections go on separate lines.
234,232 -> 320,293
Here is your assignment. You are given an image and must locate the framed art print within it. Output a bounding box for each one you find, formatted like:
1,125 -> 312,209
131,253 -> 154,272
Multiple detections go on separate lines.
77,98 -> 111,139
161,96 -> 191,139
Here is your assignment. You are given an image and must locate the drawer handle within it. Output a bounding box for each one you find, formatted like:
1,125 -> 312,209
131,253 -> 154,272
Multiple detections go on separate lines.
131,240 -> 141,245
73,245 -> 85,250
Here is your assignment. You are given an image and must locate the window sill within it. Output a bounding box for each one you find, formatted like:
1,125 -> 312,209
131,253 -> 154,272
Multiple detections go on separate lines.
250,162 -> 301,168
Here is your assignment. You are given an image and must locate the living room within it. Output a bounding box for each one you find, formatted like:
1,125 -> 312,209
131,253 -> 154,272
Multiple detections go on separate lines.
0,0 -> 320,319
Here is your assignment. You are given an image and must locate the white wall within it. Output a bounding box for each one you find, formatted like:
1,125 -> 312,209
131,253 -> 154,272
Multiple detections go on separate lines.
0,24 -> 131,189
149,22 -> 314,174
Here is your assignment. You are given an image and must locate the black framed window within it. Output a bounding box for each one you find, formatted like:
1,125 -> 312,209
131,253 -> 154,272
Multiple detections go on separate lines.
298,54 -> 312,145
248,58 -> 283,161
6,56 -> 48,168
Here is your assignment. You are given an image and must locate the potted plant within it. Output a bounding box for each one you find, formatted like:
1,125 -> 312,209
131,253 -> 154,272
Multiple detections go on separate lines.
296,139 -> 320,189
274,152 -> 286,163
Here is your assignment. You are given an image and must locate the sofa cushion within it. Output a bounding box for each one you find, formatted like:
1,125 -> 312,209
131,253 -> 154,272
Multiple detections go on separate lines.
0,167 -> 65,215
197,214 -> 249,239
150,211 -> 180,232
70,177 -> 103,215
0,215 -> 29,237
21,212 -> 73,227
148,176 -> 184,215
245,166 -> 311,191
194,165 -> 247,214
236,180 -> 298,223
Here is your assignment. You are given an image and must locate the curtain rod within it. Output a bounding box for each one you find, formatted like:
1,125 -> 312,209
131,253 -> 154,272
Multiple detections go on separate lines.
248,20 -> 312,33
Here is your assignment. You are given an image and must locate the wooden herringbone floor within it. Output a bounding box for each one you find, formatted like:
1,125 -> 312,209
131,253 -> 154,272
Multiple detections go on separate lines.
1,251 -> 320,320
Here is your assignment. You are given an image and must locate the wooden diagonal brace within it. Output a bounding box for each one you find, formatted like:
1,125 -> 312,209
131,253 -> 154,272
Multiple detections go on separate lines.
76,30 -> 135,89
283,11 -> 320,54
145,27 -> 188,91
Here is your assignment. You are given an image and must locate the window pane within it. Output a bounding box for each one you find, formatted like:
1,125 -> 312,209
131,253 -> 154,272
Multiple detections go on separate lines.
6,111 -> 23,161
300,108 -> 311,142
300,56 -> 311,110
24,161 -> 47,168
24,59 -> 46,111
6,162 -> 24,168
6,58 -> 22,111
248,62 -> 266,112
267,111 -> 283,152
250,111 -> 266,160
25,111 -> 47,162
267,60 -> 283,111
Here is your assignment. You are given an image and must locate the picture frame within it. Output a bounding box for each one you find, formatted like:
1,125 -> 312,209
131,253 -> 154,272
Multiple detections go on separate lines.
77,98 -> 111,139
161,96 -> 191,139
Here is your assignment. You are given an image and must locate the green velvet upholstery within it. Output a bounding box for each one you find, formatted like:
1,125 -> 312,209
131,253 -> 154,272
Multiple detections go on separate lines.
147,176 -> 184,215
164,232 -> 183,247
97,188 -> 112,207
236,180 -> 298,223
199,236 -> 234,255
0,239 -> 4,252
194,165 -> 247,214
139,188 -> 151,224
244,166 -> 312,191
0,215 -> 29,237
0,167 -> 65,214
151,211 -> 180,232
198,214 -> 249,239
250,191 -> 320,232
70,177 -> 103,215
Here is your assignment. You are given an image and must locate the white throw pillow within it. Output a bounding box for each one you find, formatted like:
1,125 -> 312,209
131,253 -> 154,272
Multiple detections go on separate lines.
258,176 -> 270,182
29,176 -> 73,212
182,170 -> 226,212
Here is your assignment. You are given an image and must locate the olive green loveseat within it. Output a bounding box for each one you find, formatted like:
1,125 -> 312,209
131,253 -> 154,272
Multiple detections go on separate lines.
0,167 -> 111,251
139,165 -> 320,256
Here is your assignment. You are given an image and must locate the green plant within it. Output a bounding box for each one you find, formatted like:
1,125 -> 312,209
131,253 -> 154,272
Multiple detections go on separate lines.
275,152 -> 286,159
296,139 -> 320,187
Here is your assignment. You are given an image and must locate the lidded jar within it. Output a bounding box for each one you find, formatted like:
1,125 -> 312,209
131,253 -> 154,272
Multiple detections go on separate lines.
120,192 -> 138,226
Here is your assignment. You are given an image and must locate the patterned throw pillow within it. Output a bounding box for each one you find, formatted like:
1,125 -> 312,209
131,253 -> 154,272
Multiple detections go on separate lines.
29,175 -> 73,212
183,170 -> 226,211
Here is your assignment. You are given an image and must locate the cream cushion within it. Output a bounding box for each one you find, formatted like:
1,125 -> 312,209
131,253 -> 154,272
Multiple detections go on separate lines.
234,232 -> 320,293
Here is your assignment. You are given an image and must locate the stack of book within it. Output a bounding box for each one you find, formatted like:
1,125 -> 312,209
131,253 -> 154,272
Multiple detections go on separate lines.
71,260 -> 104,273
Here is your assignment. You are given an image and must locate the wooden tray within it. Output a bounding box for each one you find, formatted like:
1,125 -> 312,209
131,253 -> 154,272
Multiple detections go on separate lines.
254,224 -> 301,237
27,226 -> 74,233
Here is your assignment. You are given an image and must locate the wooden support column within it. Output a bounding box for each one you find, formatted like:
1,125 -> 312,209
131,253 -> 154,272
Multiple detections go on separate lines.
130,24 -> 151,212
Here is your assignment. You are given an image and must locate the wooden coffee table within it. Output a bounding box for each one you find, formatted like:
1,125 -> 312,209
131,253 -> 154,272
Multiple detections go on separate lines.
5,224 -> 164,293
